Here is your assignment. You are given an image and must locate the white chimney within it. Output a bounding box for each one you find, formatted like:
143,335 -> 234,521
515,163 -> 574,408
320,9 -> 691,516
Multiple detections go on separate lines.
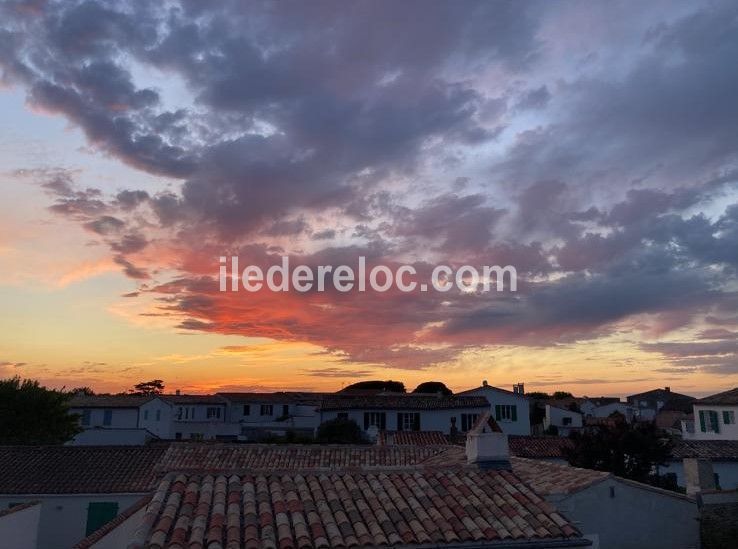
465,412 -> 510,469
684,458 -> 716,496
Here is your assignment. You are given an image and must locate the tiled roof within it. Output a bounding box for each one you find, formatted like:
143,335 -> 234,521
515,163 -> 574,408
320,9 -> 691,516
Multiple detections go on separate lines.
456,385 -> 528,399
627,388 -> 692,401
508,436 -> 573,459
68,394 -> 154,408
319,395 -> 489,411
127,468 -> 582,549
510,457 -> 609,496
0,446 -> 166,494
696,387 -> 738,406
155,443 -> 449,472
377,431 -> 449,446
670,440 -> 738,461
161,394 -> 227,405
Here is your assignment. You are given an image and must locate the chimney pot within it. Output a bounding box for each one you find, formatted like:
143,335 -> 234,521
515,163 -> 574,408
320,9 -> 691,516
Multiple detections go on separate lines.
482,380 -> 488,387
175,389 -> 181,396
665,386 -> 670,392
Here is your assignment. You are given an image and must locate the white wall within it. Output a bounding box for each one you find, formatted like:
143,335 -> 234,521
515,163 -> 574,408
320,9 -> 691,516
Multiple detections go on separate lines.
0,503 -> 41,549
550,478 -> 699,549
0,495 -> 144,549
544,405 -> 583,435
592,403 -> 636,422
460,388 -> 530,435
139,399 -> 173,439
70,408 -> 139,429
688,404 -> 738,440
320,407 -> 487,434
661,460 -> 738,491
68,428 -> 154,446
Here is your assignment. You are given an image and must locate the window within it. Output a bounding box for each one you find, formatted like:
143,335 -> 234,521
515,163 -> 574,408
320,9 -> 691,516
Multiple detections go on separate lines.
156,409 -> 161,421
397,412 -> 420,431
723,411 -> 735,425
494,404 -> 518,422
282,404 -> 289,417
243,404 -> 251,416
261,404 -> 274,416
461,413 -> 479,432
175,432 -> 182,440
86,502 -> 119,536
337,412 -> 349,420
177,407 -> 183,420
102,409 -> 112,426
81,409 -> 91,426
363,412 -> 386,430
206,407 -> 221,419
699,410 -> 720,433
190,433 -> 204,440
143,410 -> 149,420
562,417 -> 572,426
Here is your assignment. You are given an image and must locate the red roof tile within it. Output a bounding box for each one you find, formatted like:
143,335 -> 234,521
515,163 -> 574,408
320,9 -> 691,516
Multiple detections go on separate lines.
509,436 -> 574,459
0,446 -> 166,494
670,440 -> 738,461
377,431 -> 450,446
127,468 -> 582,548
510,457 -> 610,495
695,387 -> 738,405
155,443 -> 449,472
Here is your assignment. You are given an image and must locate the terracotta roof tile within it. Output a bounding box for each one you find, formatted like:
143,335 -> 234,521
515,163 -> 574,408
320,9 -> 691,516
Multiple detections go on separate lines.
670,439 -> 738,460
130,467 -> 581,548
695,387 -> 738,405
508,436 -> 574,459
0,445 -> 166,494
510,457 -> 610,495
377,430 -> 450,446
156,443 -> 448,472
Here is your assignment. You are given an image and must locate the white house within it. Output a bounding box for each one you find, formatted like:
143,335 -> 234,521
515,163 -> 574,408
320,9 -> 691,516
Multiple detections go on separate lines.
590,401 -> 637,422
319,394 -> 490,436
544,404 -> 583,436
219,392 -> 324,440
626,387 -> 693,421
512,457 -> 700,549
456,381 -> 531,435
67,395 -> 157,445
159,394 -> 233,440
681,387 -> 738,441
0,446 -> 164,549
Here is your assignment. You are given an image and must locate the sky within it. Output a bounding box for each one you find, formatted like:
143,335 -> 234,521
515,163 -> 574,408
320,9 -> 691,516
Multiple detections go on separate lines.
0,0 -> 736,397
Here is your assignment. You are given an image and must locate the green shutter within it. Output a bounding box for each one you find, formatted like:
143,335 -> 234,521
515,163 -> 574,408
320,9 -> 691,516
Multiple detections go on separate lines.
723,411 -> 732,425
710,411 -> 720,433
364,413 -> 369,430
699,411 -> 706,432
414,413 -> 421,431
511,405 -> 517,422
397,413 -> 403,431
86,502 -> 119,535
495,405 -> 501,420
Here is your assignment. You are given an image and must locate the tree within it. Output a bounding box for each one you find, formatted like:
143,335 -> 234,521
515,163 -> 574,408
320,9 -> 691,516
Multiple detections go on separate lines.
565,421 -> 673,486
70,386 -> 95,396
552,391 -> 574,400
339,380 -> 406,393
315,417 -> 365,444
526,391 -> 551,400
412,381 -> 452,395
130,379 -> 164,395
0,377 -> 81,444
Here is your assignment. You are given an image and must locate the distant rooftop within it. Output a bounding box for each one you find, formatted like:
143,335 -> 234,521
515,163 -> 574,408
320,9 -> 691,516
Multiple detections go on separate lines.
68,394 -> 154,408
695,387 -> 738,406
319,394 -> 489,411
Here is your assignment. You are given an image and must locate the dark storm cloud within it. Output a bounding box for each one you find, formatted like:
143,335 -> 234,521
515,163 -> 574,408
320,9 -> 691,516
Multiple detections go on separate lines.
2,1 -> 737,369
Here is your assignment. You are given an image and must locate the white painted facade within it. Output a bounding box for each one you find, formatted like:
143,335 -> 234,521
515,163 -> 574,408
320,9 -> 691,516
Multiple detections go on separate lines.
661,459 -> 738,491
591,402 -> 637,422
320,406 -> 488,435
683,404 -> 738,440
69,406 -> 139,430
457,385 -> 531,435
0,494 -> 144,549
547,477 -> 699,549
544,405 -> 583,436
225,397 -> 320,439
0,503 -> 41,549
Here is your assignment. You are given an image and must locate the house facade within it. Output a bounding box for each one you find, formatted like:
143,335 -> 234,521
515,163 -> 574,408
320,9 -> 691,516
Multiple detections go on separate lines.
544,404 -> 583,436
220,392 -> 323,440
67,395 -> 156,445
626,387 -> 694,421
319,394 -> 490,436
682,387 -> 738,441
456,380 -> 531,435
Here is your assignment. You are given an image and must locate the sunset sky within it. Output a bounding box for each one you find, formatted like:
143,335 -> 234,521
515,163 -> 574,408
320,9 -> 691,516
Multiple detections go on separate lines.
0,0 -> 736,397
